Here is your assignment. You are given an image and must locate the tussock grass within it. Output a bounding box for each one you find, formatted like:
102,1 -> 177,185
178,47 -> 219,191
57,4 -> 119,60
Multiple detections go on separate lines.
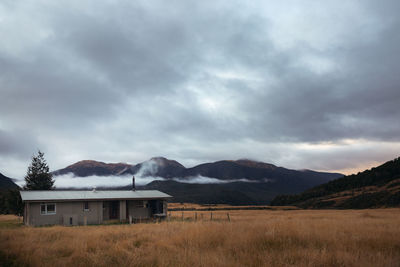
1,209 -> 400,266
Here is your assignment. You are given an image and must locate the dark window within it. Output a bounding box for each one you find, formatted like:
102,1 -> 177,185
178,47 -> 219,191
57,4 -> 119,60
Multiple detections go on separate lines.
84,201 -> 89,211
47,204 -> 55,213
40,203 -> 56,215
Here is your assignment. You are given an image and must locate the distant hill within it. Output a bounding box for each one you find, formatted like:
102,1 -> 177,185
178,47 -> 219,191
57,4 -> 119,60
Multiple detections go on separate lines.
270,157 -> 400,208
53,160 -> 132,177
183,160 -> 340,187
0,172 -> 19,191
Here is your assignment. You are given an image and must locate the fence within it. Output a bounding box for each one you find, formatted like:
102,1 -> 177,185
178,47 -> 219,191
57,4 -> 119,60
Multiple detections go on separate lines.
167,211 -> 232,222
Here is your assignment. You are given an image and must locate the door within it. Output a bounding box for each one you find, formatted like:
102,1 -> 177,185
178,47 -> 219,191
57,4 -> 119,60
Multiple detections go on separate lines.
109,201 -> 119,219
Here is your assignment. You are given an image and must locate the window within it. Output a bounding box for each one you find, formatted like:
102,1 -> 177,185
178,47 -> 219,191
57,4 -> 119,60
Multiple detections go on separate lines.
40,203 -> 56,215
134,200 -> 145,207
84,201 -> 89,211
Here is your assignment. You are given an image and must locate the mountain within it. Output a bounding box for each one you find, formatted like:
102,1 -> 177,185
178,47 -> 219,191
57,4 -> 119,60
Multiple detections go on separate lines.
121,157 -> 186,178
53,157 -> 343,205
54,157 -> 341,186
270,157 -> 400,208
0,172 -> 19,191
183,160 -> 340,187
53,160 -> 133,177
53,158 -> 185,178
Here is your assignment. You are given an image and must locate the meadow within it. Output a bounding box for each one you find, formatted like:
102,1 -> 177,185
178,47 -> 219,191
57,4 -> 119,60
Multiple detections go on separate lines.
1,208 -> 400,266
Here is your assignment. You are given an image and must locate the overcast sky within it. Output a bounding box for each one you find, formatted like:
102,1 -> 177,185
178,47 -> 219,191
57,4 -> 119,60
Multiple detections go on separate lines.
1,0 -> 399,179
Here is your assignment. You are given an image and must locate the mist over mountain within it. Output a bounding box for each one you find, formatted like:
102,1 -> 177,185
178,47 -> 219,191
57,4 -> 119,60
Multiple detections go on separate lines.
52,160 -> 132,177
54,157 -> 341,182
51,157 -> 343,204
121,157 -> 186,178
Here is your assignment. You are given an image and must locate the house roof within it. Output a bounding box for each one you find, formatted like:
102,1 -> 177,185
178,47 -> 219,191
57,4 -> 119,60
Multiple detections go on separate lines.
20,190 -> 172,202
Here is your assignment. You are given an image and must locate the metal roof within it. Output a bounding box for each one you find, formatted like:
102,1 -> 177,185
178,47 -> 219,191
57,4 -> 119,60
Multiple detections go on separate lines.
20,190 -> 172,202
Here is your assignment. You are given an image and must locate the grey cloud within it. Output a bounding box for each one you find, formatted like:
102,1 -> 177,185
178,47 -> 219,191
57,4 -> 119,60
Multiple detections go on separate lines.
0,129 -> 38,158
0,0 -> 399,178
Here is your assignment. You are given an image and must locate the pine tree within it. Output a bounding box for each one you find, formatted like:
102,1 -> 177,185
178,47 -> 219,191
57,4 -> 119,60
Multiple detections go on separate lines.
24,150 -> 54,190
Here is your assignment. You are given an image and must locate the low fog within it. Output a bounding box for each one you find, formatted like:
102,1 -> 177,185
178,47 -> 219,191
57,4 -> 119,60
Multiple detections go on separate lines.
15,174 -> 266,189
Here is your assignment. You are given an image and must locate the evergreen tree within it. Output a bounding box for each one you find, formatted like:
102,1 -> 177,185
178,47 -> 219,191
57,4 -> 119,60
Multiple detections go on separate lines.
24,150 -> 54,190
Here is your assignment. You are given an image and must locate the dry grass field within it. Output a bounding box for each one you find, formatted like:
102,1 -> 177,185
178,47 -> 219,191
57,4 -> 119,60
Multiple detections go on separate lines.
1,208 -> 400,267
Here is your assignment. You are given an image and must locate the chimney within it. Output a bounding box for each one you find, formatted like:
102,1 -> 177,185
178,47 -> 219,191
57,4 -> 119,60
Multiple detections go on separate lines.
132,175 -> 136,191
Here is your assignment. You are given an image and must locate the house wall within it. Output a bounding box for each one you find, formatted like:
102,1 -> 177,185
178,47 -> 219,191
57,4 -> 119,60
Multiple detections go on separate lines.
24,202 -> 29,225
103,201 -> 110,221
119,200 -> 126,222
26,201 -> 103,226
127,200 -> 151,219
25,198 -> 169,226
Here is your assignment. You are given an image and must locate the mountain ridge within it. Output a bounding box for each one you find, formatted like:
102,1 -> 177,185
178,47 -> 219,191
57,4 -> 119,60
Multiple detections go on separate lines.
51,157 -> 343,204
52,160 -> 132,177
53,157 -> 342,182
270,157 -> 400,208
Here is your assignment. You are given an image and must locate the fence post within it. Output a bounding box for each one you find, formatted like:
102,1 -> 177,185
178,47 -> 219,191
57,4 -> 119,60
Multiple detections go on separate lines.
210,212 -> 213,221
129,216 -> 132,224
195,212 -> 197,221
227,213 -> 230,222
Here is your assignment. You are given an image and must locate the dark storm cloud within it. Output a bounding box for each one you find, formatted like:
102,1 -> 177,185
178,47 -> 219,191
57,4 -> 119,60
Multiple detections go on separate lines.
0,0 -> 399,178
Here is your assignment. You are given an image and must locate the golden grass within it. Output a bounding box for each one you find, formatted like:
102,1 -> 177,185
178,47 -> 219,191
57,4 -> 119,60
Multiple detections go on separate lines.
0,215 -> 20,222
1,209 -> 400,266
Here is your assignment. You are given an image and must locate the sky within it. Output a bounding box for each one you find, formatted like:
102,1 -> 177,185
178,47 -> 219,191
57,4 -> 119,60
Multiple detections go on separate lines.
1,0 -> 400,179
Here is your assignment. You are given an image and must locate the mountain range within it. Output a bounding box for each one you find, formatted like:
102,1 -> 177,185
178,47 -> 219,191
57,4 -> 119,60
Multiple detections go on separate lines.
270,157 -> 400,208
54,157 -> 341,182
2,156 -> 399,207
52,157 -> 343,204
0,172 -> 19,191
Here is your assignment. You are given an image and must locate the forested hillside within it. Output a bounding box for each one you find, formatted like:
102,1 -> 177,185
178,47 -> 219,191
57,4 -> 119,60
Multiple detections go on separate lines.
271,157 -> 400,208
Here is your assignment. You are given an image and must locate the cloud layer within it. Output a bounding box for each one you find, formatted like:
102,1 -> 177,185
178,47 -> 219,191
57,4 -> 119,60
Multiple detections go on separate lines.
1,0 -> 400,178
14,174 -> 260,188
